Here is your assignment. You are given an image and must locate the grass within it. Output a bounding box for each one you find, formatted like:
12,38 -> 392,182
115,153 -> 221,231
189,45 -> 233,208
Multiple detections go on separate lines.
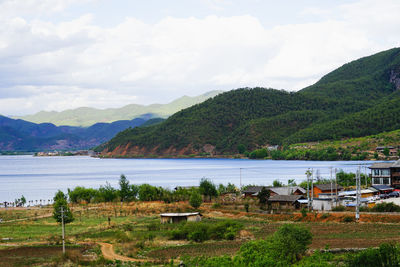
4,201 -> 400,264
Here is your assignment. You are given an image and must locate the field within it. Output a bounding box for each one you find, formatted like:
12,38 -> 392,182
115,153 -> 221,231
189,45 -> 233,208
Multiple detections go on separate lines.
2,201 -> 400,266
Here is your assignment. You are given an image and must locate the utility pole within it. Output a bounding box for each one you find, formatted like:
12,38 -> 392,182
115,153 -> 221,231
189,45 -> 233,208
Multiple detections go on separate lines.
239,168 -> 242,189
355,167 -> 360,221
364,166 -> 368,187
330,167 -> 333,198
311,169 -> 314,210
335,168 -> 338,207
61,207 -> 65,254
306,169 -> 310,211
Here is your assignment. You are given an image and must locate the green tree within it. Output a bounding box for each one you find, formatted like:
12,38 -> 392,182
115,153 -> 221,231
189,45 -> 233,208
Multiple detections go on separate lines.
119,174 -> 130,202
237,144 -> 246,154
273,180 -> 283,187
98,182 -> 118,202
257,187 -> 270,206
199,178 -> 218,202
189,191 -> 202,209
383,147 -> 390,157
53,190 -> 74,224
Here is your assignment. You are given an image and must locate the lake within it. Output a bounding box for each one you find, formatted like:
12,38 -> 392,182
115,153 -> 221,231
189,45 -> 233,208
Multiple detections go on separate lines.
0,155 -> 377,203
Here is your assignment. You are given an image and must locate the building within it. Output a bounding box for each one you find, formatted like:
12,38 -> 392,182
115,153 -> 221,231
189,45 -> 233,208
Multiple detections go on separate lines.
268,195 -> 305,210
313,184 -> 344,198
242,186 -> 306,198
160,212 -> 202,224
369,159 -> 400,188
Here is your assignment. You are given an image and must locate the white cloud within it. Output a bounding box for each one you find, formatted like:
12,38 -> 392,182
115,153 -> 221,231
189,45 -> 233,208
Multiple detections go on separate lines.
0,0 -> 399,115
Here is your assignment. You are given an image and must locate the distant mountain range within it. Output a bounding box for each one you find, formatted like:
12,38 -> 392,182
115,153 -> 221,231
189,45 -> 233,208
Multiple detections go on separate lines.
97,47 -> 400,157
13,90 -> 222,127
0,114 -> 164,151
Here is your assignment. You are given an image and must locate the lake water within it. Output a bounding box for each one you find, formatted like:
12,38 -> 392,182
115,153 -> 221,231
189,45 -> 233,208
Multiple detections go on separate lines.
0,155 -> 377,203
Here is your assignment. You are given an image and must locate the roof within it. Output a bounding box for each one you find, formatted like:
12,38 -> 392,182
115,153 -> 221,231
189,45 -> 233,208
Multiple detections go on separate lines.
368,187 -> 379,193
338,189 -> 374,196
315,184 -> 343,191
242,186 -> 266,194
297,199 -> 308,204
160,212 -> 201,217
270,186 -> 306,195
372,185 -> 394,191
369,162 -> 394,169
268,195 -> 304,203
391,159 -> 400,168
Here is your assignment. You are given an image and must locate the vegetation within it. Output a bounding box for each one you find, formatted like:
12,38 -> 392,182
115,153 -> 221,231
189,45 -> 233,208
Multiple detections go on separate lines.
189,191 -> 203,209
99,48 -> 400,157
170,220 -> 243,242
53,190 -> 74,224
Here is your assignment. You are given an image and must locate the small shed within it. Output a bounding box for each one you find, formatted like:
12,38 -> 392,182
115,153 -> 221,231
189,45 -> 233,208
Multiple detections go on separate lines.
160,212 -> 202,224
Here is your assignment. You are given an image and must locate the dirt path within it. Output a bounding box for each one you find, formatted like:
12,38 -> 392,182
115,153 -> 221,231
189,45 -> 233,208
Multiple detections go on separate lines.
98,242 -> 148,262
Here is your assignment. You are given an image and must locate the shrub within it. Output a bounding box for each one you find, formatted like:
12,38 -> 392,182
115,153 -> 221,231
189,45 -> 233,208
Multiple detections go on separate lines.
371,202 -> 400,212
244,202 -> 249,212
346,243 -> 400,267
342,216 -> 354,222
189,191 -> 203,209
301,208 -> 308,218
332,205 -> 346,211
212,202 -> 221,208
320,213 -> 330,219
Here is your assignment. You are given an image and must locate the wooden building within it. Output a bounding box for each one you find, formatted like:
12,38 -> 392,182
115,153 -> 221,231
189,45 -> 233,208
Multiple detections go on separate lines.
160,212 -> 202,224
268,195 -> 305,210
313,184 -> 343,198
242,186 -> 306,198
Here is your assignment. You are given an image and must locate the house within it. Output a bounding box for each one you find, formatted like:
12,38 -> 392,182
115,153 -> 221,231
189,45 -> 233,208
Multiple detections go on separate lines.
242,186 -> 266,197
376,146 -> 397,156
338,189 -> 374,198
369,159 -> 400,188
160,212 -> 202,224
313,184 -> 344,198
268,195 -> 305,210
269,186 -> 306,196
242,186 -> 306,198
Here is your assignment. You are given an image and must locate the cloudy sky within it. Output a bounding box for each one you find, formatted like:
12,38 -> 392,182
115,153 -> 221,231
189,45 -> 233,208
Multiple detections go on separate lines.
0,0 -> 399,115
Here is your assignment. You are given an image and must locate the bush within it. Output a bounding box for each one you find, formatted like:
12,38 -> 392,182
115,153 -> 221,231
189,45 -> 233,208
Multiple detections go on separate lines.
371,202 -> 400,212
332,205 -> 346,211
244,202 -> 249,212
320,213 -> 330,219
342,216 -> 354,222
189,191 -> 203,209
212,202 -> 221,208
170,220 -> 243,242
347,243 -> 400,267
301,208 -> 308,218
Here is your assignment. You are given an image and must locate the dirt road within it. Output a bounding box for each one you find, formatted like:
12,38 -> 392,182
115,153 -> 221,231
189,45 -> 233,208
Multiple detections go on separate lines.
98,242 -> 147,262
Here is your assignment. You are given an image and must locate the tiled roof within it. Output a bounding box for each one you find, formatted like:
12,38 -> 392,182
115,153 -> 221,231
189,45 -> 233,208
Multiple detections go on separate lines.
315,184 -> 343,191
268,195 -> 304,203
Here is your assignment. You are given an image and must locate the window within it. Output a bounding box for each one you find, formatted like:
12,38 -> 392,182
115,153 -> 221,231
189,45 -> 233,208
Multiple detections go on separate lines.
373,178 -> 381,185
383,178 -> 390,185
382,169 -> 390,176
373,169 -> 380,176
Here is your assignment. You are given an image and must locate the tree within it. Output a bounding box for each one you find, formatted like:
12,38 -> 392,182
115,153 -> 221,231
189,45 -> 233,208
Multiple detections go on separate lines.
53,190 -> 74,224
273,180 -> 283,187
98,182 -> 118,202
189,191 -> 202,209
237,144 -> 246,154
119,174 -> 130,202
199,178 -> 218,202
257,187 -> 270,206
383,147 -> 390,157
288,179 -> 296,186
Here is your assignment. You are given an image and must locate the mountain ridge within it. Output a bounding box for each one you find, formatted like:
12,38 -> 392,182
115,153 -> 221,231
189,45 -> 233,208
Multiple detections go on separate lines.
13,90 -> 222,127
98,47 -> 400,157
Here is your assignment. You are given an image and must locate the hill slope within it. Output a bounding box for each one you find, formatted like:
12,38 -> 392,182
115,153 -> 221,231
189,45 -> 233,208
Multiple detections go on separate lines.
0,115 -> 163,151
98,47 -> 400,157
14,90 -> 222,127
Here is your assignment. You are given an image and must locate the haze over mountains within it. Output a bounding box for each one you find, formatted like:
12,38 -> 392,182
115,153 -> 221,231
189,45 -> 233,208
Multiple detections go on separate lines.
98,48 -> 400,157
14,91 -> 222,127
0,91 -> 220,151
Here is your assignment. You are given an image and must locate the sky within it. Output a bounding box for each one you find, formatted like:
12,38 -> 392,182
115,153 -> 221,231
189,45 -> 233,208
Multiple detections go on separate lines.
0,0 -> 399,116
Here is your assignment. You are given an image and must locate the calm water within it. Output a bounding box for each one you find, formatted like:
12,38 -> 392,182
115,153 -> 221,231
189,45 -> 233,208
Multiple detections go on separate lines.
0,155 -> 376,202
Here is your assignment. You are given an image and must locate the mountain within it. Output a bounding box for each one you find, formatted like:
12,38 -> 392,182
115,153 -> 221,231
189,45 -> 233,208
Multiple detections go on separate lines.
13,90 -> 222,127
98,47 -> 400,157
0,115 -> 163,151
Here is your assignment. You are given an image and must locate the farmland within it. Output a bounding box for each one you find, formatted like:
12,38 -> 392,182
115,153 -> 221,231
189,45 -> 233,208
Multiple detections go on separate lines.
2,201 -> 400,266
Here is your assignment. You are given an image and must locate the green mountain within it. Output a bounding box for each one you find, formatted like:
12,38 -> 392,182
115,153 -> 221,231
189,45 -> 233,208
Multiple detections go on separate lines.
14,90 -> 222,127
98,48 -> 400,157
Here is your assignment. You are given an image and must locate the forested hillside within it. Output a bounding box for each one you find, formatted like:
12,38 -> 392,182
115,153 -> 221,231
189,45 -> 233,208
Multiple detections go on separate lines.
98,48 -> 400,157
